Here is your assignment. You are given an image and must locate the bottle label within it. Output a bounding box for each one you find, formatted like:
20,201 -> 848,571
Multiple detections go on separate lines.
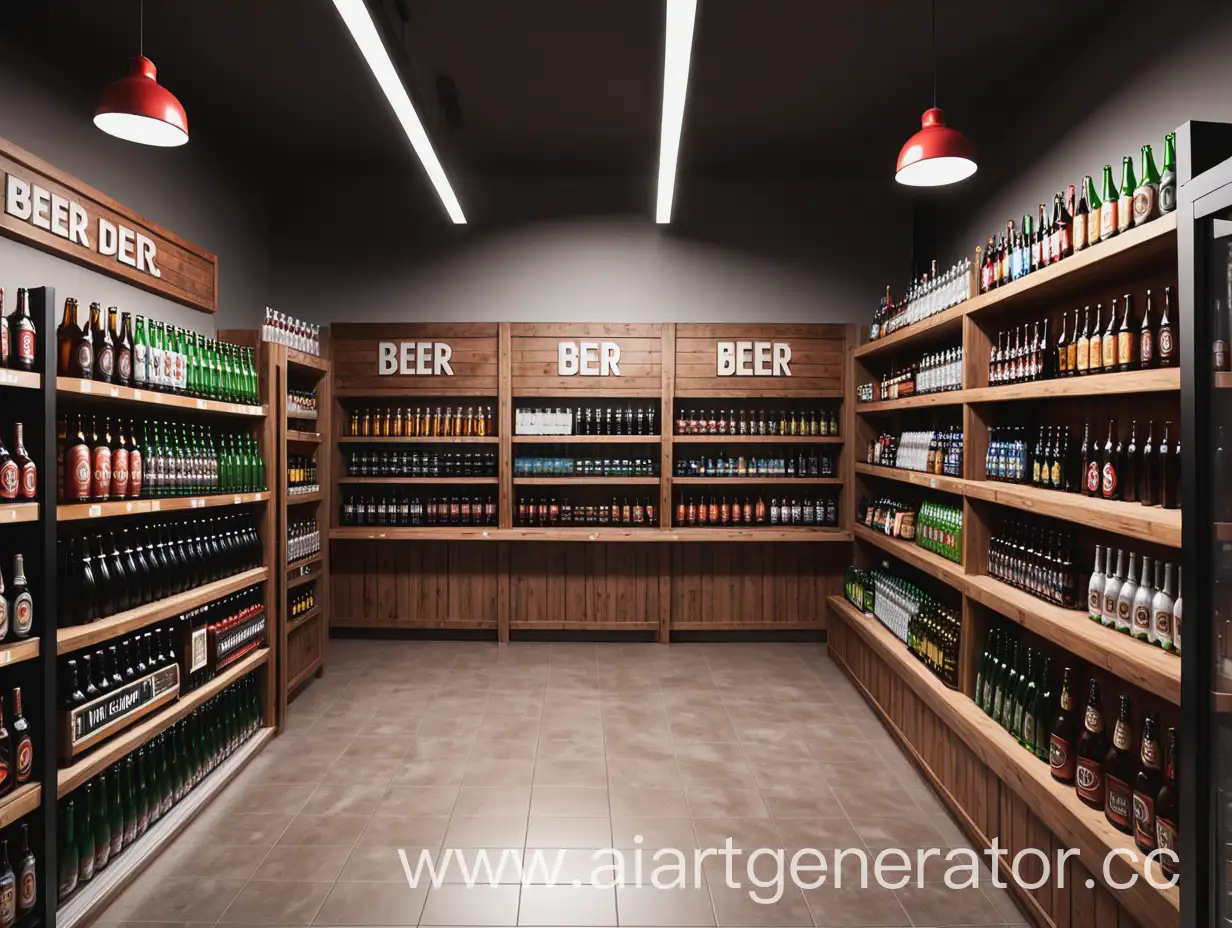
1089,588 -> 1102,617
1101,201 -> 1118,238
98,344 -> 114,378
1102,463 -> 1117,496
1076,756 -> 1104,803
18,868 -> 33,911
0,598 -> 8,639
1118,195 -> 1134,233
1133,793 -> 1157,850
1154,610 -> 1173,645
129,449 -> 143,498
118,347 -> 132,382
1140,330 -> 1153,365
1159,329 -> 1174,358
13,594 -> 31,637
1084,706 -> 1104,732
91,445 -> 112,498
67,443 -> 90,501
112,447 -> 130,498
1050,461 -> 1062,487
1050,733 -> 1074,780
1105,593 -> 1117,617
134,343 -> 147,384
1074,214 -> 1087,248
1133,185 -> 1158,225
1118,332 -> 1133,365
1160,181 -> 1177,213
20,463 -> 35,499
16,329 -> 33,364
0,461 -> 17,500
1102,336 -> 1116,369
77,341 -> 93,373
1086,461 -> 1100,494
1134,604 -> 1151,636
1106,775 -> 1132,827
1155,816 -> 1178,873
1117,600 -> 1132,632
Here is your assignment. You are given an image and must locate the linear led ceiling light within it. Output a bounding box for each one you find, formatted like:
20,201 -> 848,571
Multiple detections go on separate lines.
331,0 -> 466,223
655,0 -> 698,224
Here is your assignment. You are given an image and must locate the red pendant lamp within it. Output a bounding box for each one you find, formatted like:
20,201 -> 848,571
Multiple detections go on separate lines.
895,0 -> 975,187
94,2 -> 188,147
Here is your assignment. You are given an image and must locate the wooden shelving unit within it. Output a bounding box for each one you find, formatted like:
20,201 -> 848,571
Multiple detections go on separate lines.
0,784 -> 41,831
0,639 -> 40,668
672,476 -> 840,485
57,491 -> 269,521
339,476 -> 497,485
56,375 -> 267,417
513,476 -> 659,486
337,435 -> 498,444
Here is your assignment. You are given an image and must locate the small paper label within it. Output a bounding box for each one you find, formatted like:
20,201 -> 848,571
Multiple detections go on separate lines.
109,386 -> 119,397
79,381 -> 92,393
87,504 -> 101,517
151,500 -> 161,511
191,498 -> 204,508
197,399 -> 207,409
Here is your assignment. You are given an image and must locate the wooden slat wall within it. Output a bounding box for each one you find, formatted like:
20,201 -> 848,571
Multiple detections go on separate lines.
674,323 -> 846,397
287,619 -> 322,687
510,323 -> 662,397
331,323 -> 500,396
828,616 -> 1152,928
508,543 -> 661,630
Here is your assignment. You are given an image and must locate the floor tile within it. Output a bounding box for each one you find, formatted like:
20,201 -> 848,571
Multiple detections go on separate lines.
112,878 -> 247,923
686,785 -> 770,819
616,885 -> 717,926
445,815 -> 529,847
708,883 -> 815,927
303,782 -> 387,816
390,757 -> 470,787
420,884 -> 521,926
530,785 -> 610,817
252,844 -> 352,882
456,785 -> 533,817
278,812 -> 370,847
534,757 -> 608,786
610,816 -> 697,850
340,845 -> 435,882
219,880 -> 333,923
526,816 -> 612,848
894,883 -> 1004,926
803,883 -> 911,926
377,786 -> 461,817
518,884 -> 616,926
358,814 -> 450,847
314,880 -> 429,925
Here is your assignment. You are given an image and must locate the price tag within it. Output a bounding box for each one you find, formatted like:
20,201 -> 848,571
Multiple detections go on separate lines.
197,399 -> 207,410
481,530 -> 490,538
588,532 -> 599,541
191,498 -> 205,508
0,372 -> 14,384
125,502 -> 135,512
134,390 -> 144,401
88,504 -> 101,517
929,478 -> 937,489
79,381 -> 92,393
0,651 -> 11,666
151,500 -> 161,511
1,510 -> 14,523
234,495 -> 242,504
109,386 -> 119,397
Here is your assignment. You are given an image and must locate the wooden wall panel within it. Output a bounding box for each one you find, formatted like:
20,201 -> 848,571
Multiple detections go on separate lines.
508,543 -> 661,630
331,323 -> 500,396
330,540 -> 500,628
674,323 -> 846,397
510,324 -> 662,397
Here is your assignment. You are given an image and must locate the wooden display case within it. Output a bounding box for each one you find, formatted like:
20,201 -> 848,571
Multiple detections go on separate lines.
834,216 -> 1182,928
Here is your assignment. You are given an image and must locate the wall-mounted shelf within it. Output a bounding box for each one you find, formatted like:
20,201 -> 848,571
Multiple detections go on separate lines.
513,476 -> 660,486
0,502 -> 38,525
337,435 -> 499,444
671,476 -> 840,486
511,434 -> 662,444
671,434 -> 841,444
57,491 -> 270,521
57,376 -> 267,417
339,476 -> 498,485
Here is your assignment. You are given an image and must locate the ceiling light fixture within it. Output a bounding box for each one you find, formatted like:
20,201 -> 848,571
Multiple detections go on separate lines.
655,0 -> 698,224
331,0 -> 466,224
94,1 -> 189,147
894,0 -> 976,187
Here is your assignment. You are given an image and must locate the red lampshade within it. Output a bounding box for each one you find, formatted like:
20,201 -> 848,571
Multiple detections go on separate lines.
94,56 -> 189,147
895,107 -> 976,187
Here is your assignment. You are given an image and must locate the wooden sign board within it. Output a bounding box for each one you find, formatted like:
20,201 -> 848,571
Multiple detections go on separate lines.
0,135 -> 217,313
510,323 -> 662,397
674,324 -> 846,397
331,323 -> 499,396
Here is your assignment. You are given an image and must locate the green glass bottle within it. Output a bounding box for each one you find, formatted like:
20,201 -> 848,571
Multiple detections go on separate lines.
158,734 -> 172,818
133,314 -> 149,388
58,797 -> 78,902
94,770 -> 111,872
1117,156 -> 1137,234
993,639 -> 1014,724
975,628 -> 993,713
1015,650 -> 1036,749
1160,132 -> 1177,214
122,756 -> 137,848
1085,174 -> 1103,248
77,783 -> 95,884
178,719 -> 193,795
1032,657 -> 1054,763
108,764 -> 123,858
1100,164 -> 1119,240
246,347 -> 258,404
1134,144 -> 1161,226
135,747 -> 150,838
255,436 -> 266,491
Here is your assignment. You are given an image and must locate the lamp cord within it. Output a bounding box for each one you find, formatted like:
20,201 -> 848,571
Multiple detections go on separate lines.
139,0 -> 143,55
931,0 -> 936,108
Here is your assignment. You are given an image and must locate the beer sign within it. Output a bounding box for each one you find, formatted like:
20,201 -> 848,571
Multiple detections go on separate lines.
716,341 -> 792,376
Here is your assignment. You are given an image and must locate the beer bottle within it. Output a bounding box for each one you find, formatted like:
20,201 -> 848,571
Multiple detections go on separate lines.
1103,695 -> 1135,833
116,311 -> 134,386
1117,156 -> 1137,234
1055,312 -> 1069,376
77,783 -> 94,884
0,698 -> 10,798
1134,144 -> 1161,226
1075,308 -> 1089,374
6,289 -> 35,373
1074,180 -> 1090,251
57,298 -> 90,378
1123,423 -> 1139,505
1132,714 -> 1162,854
58,798 -> 78,901
1086,174 -> 1103,248
0,840 -> 15,928
10,690 -> 29,784
1154,727 -> 1179,879
1159,421 -> 1177,511
1102,421 -> 1120,501
1139,290 -> 1155,368
1101,300 -> 1117,371
1099,164 -> 1119,240
1157,286 -> 1175,366
1049,667 -> 1078,784
1117,295 -> 1134,370
1075,679 -> 1107,809
93,770 -> 110,873
975,628 -> 995,715
122,756 -> 138,847
90,303 -> 113,384
1088,305 -> 1103,374
1159,133 -> 1177,214
16,825 -> 34,916
1033,657 -> 1055,763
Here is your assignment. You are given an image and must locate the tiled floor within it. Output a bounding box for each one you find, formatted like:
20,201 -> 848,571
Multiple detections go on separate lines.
95,640 -> 1029,927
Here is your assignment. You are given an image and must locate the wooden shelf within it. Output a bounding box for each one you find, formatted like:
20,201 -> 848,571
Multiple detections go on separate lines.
287,567 -> 321,591
853,523 -> 965,585
0,638 -> 39,668
671,434 -> 842,444
57,567 -> 269,654
1217,372 -> 1232,390
963,367 -> 1179,403
663,527 -> 850,541
58,491 -> 270,521
963,575 -> 1180,704
286,490 -> 324,505
286,429 -> 322,443
288,605 -> 321,634
287,551 -> 323,572
338,476 -> 498,485
0,370 -> 41,391
512,434 -> 662,444
963,481 -> 1181,547
854,462 -> 969,495
337,435 -> 499,445
853,301 -> 968,360
855,391 -> 965,413
330,526 -> 852,543
827,594 -> 1179,928
671,476 -> 841,485
288,656 -> 324,692
285,348 -> 329,373
330,526 -> 502,541
336,387 -> 499,398
58,648 -> 269,797
513,476 -> 660,486
57,376 -> 267,417
0,784 -> 40,830
0,503 -> 38,525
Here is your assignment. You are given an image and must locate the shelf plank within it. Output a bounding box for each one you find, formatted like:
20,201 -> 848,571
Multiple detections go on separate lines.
853,523 -> 965,585
285,348 -> 329,373
287,551 -> 323,573
287,605 -> 321,634
0,370 -> 41,391
853,301 -> 969,360
511,435 -> 662,444
0,639 -> 39,668
671,476 -> 841,485
287,568 -> 321,591
963,367 -> 1179,403
0,784 -> 40,830
57,376 -> 267,417
963,575 -> 1180,704
855,391 -> 966,413
57,567 -> 269,654
329,526 -> 852,543
513,477 -> 660,486
0,503 -> 38,525
827,594 -> 1179,928
853,462 -> 969,495
963,481 -> 1181,547
673,388 -> 846,398
287,656 -> 324,693
337,435 -> 499,445
338,476 -> 498,485
286,490 -> 324,505
671,434 -> 842,444
336,387 -> 499,398
58,649 -> 270,797
1217,372 -> 1232,390
286,430 -> 323,443
58,491 -> 270,522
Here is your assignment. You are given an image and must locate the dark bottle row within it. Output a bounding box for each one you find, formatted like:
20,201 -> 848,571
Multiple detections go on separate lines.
340,495 -> 497,527
56,297 -> 260,403
517,496 -> 658,528
61,628 -> 179,710
673,494 -> 838,528
58,515 -> 263,628
0,424 -> 36,502
517,403 -> 658,437
57,673 -> 263,903
674,407 -> 836,437
0,553 -> 34,644
287,454 -> 318,490
0,288 -> 38,372
0,688 -> 33,798
60,415 -> 266,503
1087,545 -> 1179,654
867,428 -> 964,477
177,586 -> 268,690
349,449 -> 497,478
349,405 -> 494,438
987,519 -> 1080,609
984,420 -> 1179,509
514,454 -> 654,478
288,517 -> 320,563
0,824 -> 36,925
674,450 -> 834,478
907,599 -> 960,689
864,346 -> 963,402
290,588 -> 315,620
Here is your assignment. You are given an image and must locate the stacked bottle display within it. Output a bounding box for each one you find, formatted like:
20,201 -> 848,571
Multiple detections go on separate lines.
58,516 -> 263,627
864,347 -> 963,402
262,308 -> 320,355
287,454 -> 318,494
0,287 -> 38,372
350,449 -> 497,478
975,135 -> 1176,297
986,519 -> 1079,608
348,405 -> 494,438
854,497 -> 962,563
975,628 -> 1054,764
0,687 -> 34,796
57,673 -> 263,903
907,598 -> 960,689
56,297 -> 259,403
288,517 -> 320,563
1087,545 -> 1179,653
519,404 -> 658,437
869,257 -> 972,340
0,423 -> 36,501
0,824 -> 36,925
843,565 -> 875,615
62,629 -> 179,709
519,496 -> 658,528
855,568 -> 961,689
674,407 -> 835,437
290,589 -> 315,621
176,587 -> 267,690
60,415 -> 266,502
341,494 -> 497,527
867,428 -> 963,476
0,553 -> 34,643
674,494 -> 837,528
675,450 -> 833,478
287,388 -> 317,419
516,453 -> 655,478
